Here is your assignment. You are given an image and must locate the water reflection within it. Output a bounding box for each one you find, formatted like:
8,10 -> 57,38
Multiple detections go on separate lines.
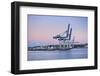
28,48 -> 88,61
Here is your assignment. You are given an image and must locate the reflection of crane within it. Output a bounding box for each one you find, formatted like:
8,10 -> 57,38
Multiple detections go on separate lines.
53,24 -> 73,49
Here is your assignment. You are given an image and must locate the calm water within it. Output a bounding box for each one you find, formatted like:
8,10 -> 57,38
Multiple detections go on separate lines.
28,48 -> 88,61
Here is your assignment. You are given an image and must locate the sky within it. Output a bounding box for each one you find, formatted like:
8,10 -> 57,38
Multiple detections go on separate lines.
27,15 -> 88,47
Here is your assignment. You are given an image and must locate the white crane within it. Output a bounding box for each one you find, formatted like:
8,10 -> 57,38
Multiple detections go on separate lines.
53,24 -> 74,49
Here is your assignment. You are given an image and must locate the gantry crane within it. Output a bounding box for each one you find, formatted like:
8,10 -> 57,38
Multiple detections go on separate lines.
53,24 -> 73,49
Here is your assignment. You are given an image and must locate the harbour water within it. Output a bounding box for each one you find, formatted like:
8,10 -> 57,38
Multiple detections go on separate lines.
28,47 -> 88,61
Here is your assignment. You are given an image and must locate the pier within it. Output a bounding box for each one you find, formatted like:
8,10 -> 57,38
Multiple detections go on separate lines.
28,43 -> 87,51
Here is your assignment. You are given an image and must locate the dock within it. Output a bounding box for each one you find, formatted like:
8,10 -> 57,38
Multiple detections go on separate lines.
28,24 -> 88,51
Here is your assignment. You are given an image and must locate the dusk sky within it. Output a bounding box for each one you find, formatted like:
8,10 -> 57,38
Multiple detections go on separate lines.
28,15 -> 88,47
